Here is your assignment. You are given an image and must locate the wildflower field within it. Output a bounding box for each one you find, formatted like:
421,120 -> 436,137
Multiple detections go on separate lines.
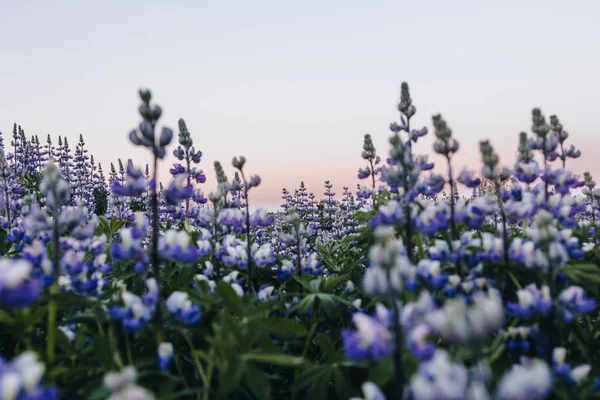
1,83 -> 599,400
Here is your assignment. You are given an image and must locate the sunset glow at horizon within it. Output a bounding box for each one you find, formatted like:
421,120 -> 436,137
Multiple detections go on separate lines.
1,0 -> 598,210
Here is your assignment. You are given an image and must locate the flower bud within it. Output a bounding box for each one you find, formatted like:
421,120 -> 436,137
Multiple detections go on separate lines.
138,89 -> 152,103
232,156 -> 246,170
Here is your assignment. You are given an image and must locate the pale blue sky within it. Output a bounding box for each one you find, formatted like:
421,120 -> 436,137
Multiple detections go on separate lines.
1,0 -> 599,208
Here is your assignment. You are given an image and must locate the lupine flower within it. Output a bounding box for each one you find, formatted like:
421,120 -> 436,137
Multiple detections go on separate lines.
455,196 -> 495,229
166,291 -> 202,327
109,278 -> 157,332
158,342 -> 174,371
195,274 -> 216,295
505,326 -> 536,354
345,280 -> 355,293
407,324 -> 436,361
300,252 -> 322,276
252,243 -> 276,268
409,349 -> 469,399
158,230 -> 201,263
416,260 -> 448,290
0,258 -> 42,309
457,169 -> 481,188
257,285 -> 276,302
558,286 -> 596,323
104,366 -> 155,400
163,174 -> 193,205
251,208 -> 275,227
0,351 -> 58,400
495,358 -> 552,400
112,161 -> 147,197
111,228 -> 147,263
506,284 -> 552,319
426,288 -> 504,344
342,312 -> 394,362
415,200 -> 449,235
349,381 -> 386,400
276,260 -> 295,281
218,209 -> 245,229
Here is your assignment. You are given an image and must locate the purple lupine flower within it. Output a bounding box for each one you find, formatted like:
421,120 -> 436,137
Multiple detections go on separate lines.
407,324 -> 436,361
457,169 -> 481,188
276,260 -> 295,282
409,350 -> 473,399
257,285 -> 276,302
158,230 -> 201,263
558,286 -> 596,323
506,284 -> 552,319
0,258 -> 42,310
350,382 -> 386,400
112,161 -> 147,197
166,291 -> 201,327
252,243 -> 276,268
164,174 -> 194,205
158,342 -> 174,371
342,312 -> 394,362
495,358 -> 552,400
0,351 -> 58,400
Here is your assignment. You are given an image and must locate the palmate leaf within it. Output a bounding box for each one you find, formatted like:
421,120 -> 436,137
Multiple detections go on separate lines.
216,280 -> 245,315
256,317 -> 307,337
241,352 -> 306,367
292,365 -> 333,400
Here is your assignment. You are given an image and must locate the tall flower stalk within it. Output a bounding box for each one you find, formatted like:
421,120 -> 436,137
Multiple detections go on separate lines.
39,160 -> 69,365
358,134 -> 381,208
0,149 -> 11,229
480,140 -> 511,269
232,156 -> 260,293
128,89 -> 173,343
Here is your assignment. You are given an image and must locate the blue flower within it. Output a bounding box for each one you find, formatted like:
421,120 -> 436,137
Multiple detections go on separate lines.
558,286 -> 596,323
158,342 -> 174,371
342,312 -> 394,362
0,259 -> 42,310
166,291 -> 202,327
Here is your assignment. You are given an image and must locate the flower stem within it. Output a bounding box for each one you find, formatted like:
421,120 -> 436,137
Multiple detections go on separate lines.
46,211 -> 61,365
239,170 -> 254,293
151,154 -> 165,344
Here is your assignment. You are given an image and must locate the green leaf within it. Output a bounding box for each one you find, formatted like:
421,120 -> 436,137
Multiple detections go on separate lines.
293,365 -> 332,393
98,216 -> 110,236
109,218 -> 127,235
314,333 -> 336,361
333,368 -> 355,399
295,294 -> 317,314
309,278 -> 322,293
161,388 -> 205,400
257,317 -> 307,338
241,352 -> 306,367
51,292 -> 94,309
0,309 -> 16,326
369,358 -> 393,387
217,281 -> 244,315
322,275 -> 347,293
244,366 -> 271,399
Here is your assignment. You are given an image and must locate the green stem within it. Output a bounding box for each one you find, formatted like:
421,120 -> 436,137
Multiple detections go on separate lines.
47,212 -> 61,366
416,233 -> 425,260
46,282 -> 58,364
183,334 -> 209,388
125,333 -> 133,365
202,362 -> 214,400
175,353 -> 190,390
108,322 -> 124,369
302,306 -> 319,358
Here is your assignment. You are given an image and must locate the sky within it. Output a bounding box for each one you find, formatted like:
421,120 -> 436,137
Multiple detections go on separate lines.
1,0 -> 599,210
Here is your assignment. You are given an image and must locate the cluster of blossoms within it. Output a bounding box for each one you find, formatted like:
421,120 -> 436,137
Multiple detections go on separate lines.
0,352 -> 57,400
0,83 -> 599,400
